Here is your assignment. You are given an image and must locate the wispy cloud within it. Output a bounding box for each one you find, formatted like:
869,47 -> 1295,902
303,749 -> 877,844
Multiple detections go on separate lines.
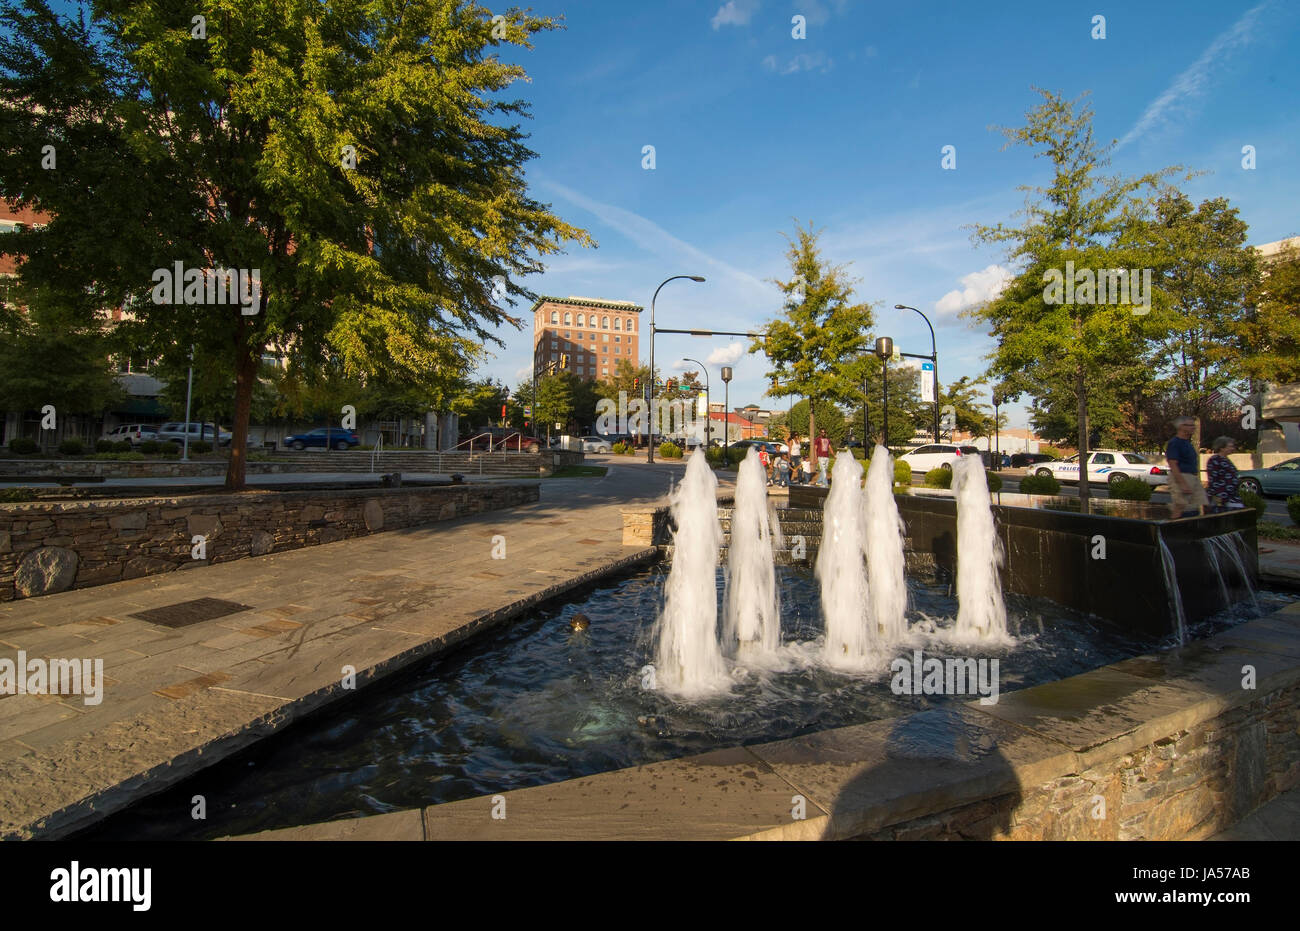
1117,1 -> 1273,150
712,0 -> 760,30
934,264 -> 1012,316
762,50 -> 832,75
536,177 -> 771,297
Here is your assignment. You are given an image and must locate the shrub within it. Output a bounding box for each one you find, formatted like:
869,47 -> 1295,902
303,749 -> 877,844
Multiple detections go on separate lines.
114,440 -> 133,452
1258,520 -> 1300,542
985,470 -> 1003,493
95,439 -> 116,453
1240,490 -> 1267,521
923,467 -> 952,489
158,441 -> 180,456
0,486 -> 37,502
57,438 -> 85,456
140,439 -> 161,454
90,451 -> 146,461
191,441 -> 213,454
726,446 -> 746,467
705,445 -> 724,467
658,441 -> 682,459
893,459 -> 911,487
1287,494 -> 1300,527
1107,477 -> 1152,501
1019,473 -> 1061,495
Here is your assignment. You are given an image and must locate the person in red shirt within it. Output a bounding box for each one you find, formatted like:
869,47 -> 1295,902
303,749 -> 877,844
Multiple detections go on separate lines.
814,429 -> 832,487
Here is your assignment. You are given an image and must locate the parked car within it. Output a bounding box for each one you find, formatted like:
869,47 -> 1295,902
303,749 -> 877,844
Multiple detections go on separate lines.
578,435 -> 612,453
896,443 -> 982,473
1010,452 -> 1058,468
1236,457 -> 1300,497
155,422 -> 232,447
1034,450 -> 1168,487
98,423 -> 158,447
284,427 -> 361,450
730,439 -> 787,456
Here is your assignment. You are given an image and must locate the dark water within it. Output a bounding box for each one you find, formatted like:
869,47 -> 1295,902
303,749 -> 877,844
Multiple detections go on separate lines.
79,566 -> 1293,841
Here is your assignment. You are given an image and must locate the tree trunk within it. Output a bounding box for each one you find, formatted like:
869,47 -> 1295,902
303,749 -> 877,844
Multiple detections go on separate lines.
225,317 -> 258,491
1076,367 -> 1090,509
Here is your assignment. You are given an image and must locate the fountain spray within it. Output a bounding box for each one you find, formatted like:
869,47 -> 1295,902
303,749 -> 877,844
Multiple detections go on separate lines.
723,449 -> 781,656
952,455 -> 1010,643
864,445 -> 909,641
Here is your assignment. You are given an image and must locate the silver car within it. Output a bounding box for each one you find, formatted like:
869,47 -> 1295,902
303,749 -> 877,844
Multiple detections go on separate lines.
154,422 -> 232,447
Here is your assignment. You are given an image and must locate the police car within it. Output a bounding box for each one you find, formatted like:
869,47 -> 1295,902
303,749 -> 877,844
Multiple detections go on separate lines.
1033,450 -> 1169,487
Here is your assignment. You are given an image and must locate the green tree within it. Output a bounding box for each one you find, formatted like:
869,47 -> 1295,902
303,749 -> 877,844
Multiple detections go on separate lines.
0,0 -> 590,489
754,222 -> 875,444
855,359 -> 924,447
786,398 -> 847,447
1241,245 -> 1300,385
969,89 -> 1176,506
938,375 -> 993,439
0,282 -> 122,448
535,371 -> 573,433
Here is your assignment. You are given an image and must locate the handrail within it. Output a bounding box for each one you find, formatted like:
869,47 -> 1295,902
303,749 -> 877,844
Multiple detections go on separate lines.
370,434 -> 384,473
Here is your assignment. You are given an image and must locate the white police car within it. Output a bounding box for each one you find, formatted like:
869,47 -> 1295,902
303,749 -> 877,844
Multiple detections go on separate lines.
1033,450 -> 1169,487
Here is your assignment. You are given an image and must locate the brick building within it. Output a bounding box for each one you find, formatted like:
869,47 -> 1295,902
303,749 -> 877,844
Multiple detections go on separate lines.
532,296 -> 642,381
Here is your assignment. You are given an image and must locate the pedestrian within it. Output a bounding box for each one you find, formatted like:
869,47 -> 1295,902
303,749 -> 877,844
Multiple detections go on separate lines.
1165,416 -> 1208,518
1205,436 -> 1244,513
775,453 -> 791,487
814,428 -> 832,487
758,445 -> 771,485
788,433 -> 802,484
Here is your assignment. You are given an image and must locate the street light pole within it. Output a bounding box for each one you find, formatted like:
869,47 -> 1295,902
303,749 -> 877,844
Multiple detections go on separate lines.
682,358 -> 710,449
992,388 -> 1003,472
647,275 -> 706,464
895,304 -> 938,441
875,337 -> 893,449
721,365 -> 733,465
181,344 -> 194,462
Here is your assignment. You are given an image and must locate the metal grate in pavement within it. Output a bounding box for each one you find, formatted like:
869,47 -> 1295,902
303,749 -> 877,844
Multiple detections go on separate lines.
129,598 -> 256,629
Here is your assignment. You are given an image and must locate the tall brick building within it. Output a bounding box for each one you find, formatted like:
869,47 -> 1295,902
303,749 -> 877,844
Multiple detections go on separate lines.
532,296 -> 642,381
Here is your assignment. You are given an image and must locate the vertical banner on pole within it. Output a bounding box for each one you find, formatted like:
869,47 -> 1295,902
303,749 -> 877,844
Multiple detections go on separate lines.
920,362 -> 935,403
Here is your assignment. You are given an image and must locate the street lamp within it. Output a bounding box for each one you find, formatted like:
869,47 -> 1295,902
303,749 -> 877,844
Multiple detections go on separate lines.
721,365 -> 733,465
648,275 -> 707,463
895,304 -> 939,442
875,336 -> 893,449
992,387 -> 1005,472
682,358 -> 710,449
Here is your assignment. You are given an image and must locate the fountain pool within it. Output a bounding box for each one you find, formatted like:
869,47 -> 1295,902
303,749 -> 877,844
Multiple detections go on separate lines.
77,563 -> 1294,842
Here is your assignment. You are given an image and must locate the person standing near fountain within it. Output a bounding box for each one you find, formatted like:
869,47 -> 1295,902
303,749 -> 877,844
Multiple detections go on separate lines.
1166,416 -> 1208,519
1206,436 -> 1244,513
814,428 -> 833,487
788,433 -> 803,485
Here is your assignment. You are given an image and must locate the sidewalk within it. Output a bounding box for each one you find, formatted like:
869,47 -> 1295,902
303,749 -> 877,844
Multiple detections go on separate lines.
0,462 -> 679,839
1258,540 -> 1300,587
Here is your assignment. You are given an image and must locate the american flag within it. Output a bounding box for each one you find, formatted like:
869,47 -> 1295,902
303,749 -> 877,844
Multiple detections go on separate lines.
1205,389 -> 1222,406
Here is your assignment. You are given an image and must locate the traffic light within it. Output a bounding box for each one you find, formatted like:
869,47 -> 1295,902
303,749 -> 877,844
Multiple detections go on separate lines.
633,377 -> 639,391
560,353 -> 568,369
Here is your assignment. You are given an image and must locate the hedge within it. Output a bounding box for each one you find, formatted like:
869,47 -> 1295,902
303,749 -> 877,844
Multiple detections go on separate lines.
1107,477 -> 1153,501
1019,473 -> 1061,495
924,467 -> 952,489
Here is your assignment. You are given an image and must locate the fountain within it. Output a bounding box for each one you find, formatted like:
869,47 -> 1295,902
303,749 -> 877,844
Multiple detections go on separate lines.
722,449 -> 781,657
816,452 -> 876,668
653,449 -> 728,696
951,455 -> 1011,644
864,445 -> 909,641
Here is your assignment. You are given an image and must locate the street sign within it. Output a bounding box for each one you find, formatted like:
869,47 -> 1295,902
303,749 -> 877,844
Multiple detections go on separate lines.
920,362 -> 935,403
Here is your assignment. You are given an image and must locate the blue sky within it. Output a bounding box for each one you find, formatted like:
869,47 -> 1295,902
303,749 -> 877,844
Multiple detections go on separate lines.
481,0 -> 1299,428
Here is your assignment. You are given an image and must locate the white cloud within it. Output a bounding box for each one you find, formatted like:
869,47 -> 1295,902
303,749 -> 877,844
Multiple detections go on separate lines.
934,264 -> 1012,316
707,342 -> 747,365
1117,1 -> 1272,150
712,0 -> 759,29
762,50 -> 831,75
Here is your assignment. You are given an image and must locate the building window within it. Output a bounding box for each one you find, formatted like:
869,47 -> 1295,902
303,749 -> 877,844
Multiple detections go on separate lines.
602,316 -> 609,329
602,333 -> 609,342
550,311 -> 558,324
577,354 -> 585,363
551,340 -> 557,349
563,331 -> 570,339
601,367 -> 608,375
625,318 -> 634,331
614,335 -> 620,342
614,318 -> 621,330
576,313 -> 584,326
564,312 -> 571,325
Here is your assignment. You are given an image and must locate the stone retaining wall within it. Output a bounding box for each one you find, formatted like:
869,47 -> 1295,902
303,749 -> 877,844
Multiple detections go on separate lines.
0,483 -> 538,601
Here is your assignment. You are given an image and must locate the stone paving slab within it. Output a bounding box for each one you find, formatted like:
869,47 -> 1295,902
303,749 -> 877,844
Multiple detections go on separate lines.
0,464 -> 679,839
1259,541 -> 1300,587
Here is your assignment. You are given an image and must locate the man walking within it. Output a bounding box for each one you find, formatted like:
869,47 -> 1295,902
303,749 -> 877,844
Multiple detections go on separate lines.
814,428 -> 832,487
1166,416 -> 1207,518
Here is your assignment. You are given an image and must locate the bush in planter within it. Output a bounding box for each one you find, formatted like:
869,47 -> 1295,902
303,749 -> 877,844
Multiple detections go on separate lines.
191,440 -> 213,454
7,437 -> 37,455
1287,494 -> 1300,527
57,438 -> 85,456
158,441 -> 180,456
893,459 -> 911,487
1019,473 -> 1061,495
140,439 -> 161,454
1240,490 -> 1267,521
1107,477 -> 1153,501
985,470 -> 1003,493
95,439 -> 116,453
658,441 -> 683,459
114,440 -> 133,452
923,467 -> 952,489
